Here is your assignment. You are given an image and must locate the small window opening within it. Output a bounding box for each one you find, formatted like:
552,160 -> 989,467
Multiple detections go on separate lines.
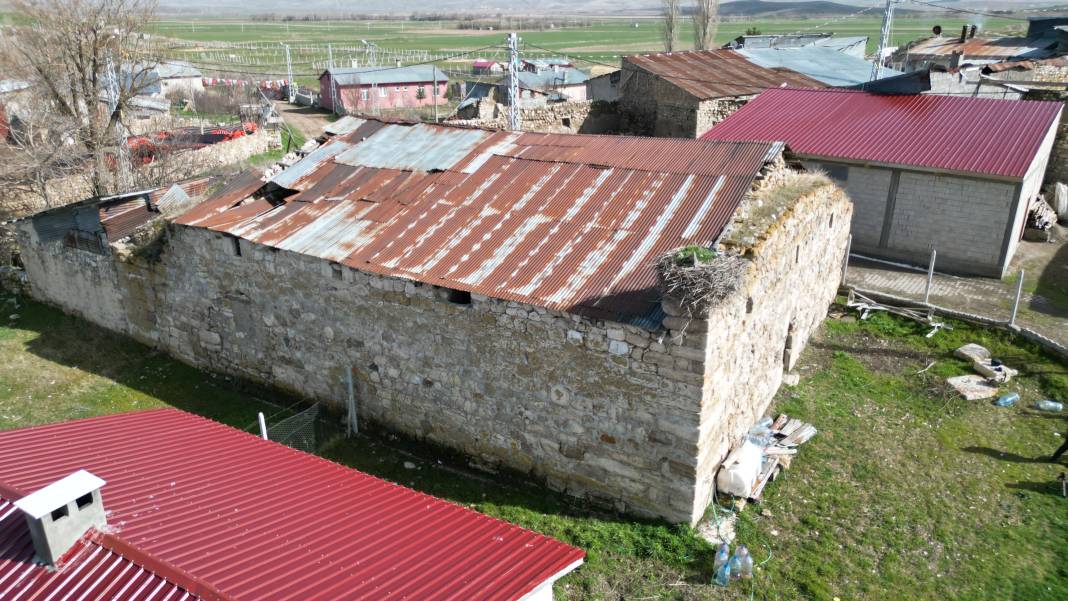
231,237 -> 242,257
829,214 -> 834,229
795,245 -> 800,264
447,288 -> 472,305
51,505 -> 69,521
562,117 -> 572,128
746,297 -> 754,314
331,263 -> 343,280
76,493 -> 93,509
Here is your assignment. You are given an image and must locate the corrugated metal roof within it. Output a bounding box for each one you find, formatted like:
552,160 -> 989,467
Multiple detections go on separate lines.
624,49 -> 826,100
737,47 -> 899,87
902,34 -> 1060,61
322,115 -> 366,136
0,409 -> 585,601
0,501 -> 199,600
176,121 -> 777,326
702,87 -> 1064,179
323,65 -> 449,87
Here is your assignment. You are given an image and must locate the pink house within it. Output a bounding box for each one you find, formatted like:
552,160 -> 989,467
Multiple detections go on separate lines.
319,65 -> 449,114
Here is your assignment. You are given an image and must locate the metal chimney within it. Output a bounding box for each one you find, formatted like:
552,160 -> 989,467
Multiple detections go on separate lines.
969,25 -> 978,39
959,25 -> 968,43
14,470 -> 107,567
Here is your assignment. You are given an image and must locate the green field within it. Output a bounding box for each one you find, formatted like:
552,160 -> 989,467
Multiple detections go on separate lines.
144,15 -> 1030,83
3,293 -> 1068,600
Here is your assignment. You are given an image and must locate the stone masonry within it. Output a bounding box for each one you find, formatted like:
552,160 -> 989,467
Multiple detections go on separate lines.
618,62 -> 748,138
16,171 -> 851,525
448,100 -> 620,135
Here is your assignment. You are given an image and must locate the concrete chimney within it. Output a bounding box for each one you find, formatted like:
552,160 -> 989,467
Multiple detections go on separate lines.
14,470 -> 107,567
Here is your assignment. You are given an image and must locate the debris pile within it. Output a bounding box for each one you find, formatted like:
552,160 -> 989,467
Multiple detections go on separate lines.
1025,196 -> 1059,241
717,413 -> 816,508
846,289 -> 948,337
946,343 -> 1018,400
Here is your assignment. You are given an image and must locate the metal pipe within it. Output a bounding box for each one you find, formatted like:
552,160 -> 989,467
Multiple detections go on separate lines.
346,367 -> 358,436
923,248 -> 937,305
842,234 -> 852,283
1010,269 -> 1025,327
257,412 -> 268,440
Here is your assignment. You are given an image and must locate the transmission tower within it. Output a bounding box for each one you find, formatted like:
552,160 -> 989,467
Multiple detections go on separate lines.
870,0 -> 894,81
507,33 -> 521,131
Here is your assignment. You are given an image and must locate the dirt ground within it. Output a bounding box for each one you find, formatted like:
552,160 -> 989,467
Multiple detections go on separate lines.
274,102 -> 335,141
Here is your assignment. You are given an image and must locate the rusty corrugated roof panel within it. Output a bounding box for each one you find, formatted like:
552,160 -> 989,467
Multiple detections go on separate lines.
180,122 -> 777,326
623,49 -> 825,100
904,34 -> 1060,61
0,409 -> 584,601
703,87 -> 1063,179
335,123 -> 496,172
175,170 -> 266,227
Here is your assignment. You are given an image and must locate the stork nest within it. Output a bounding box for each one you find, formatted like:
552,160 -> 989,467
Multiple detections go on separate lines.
657,246 -> 748,317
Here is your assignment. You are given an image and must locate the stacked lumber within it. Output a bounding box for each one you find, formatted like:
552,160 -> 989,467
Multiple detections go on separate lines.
744,414 -> 817,504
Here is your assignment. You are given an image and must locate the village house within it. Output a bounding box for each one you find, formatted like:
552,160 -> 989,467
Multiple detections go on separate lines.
500,68 -> 590,105
0,409 -> 584,600
15,118 -> 852,525
318,65 -> 449,114
587,70 -> 623,102
726,33 -> 869,59
618,47 -> 894,138
891,18 -> 1068,72
704,87 -> 1063,277
472,58 -> 504,74
522,57 -> 575,72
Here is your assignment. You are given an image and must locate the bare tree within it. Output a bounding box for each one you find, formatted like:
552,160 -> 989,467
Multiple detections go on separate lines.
661,0 -> 680,52
2,0 -> 160,199
692,0 -> 720,51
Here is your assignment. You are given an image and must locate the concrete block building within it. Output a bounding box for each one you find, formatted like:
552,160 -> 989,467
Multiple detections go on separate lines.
16,119 -> 852,525
705,87 -> 1063,277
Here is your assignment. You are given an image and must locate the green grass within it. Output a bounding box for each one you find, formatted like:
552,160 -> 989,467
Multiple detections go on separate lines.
2,294 -> 1067,599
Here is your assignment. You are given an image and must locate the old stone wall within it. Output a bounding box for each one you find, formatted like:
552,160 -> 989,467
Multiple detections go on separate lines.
448,100 -> 620,135
689,177 -> 852,519
618,65 -> 748,138
1043,100 -> 1068,188
15,170 -> 851,526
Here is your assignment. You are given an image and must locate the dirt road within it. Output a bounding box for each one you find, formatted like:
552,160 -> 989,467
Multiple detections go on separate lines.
274,102 -> 334,141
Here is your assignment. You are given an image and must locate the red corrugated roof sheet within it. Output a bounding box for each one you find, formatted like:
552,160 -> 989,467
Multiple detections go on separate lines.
702,87 -> 1064,179
623,49 -> 825,100
0,409 -> 584,601
174,122 -> 780,325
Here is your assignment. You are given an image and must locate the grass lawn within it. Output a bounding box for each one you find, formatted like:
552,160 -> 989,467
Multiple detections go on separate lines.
1,294 -> 1067,600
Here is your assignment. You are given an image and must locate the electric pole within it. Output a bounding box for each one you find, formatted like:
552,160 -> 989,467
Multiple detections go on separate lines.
433,67 -> 439,123
870,0 -> 894,81
284,43 -> 295,102
507,32 -> 521,131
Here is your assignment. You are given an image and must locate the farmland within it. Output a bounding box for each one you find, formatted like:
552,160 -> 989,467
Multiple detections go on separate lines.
142,15 -> 1029,85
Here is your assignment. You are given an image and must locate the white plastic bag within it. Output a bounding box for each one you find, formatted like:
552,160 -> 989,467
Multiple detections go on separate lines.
716,441 -> 763,498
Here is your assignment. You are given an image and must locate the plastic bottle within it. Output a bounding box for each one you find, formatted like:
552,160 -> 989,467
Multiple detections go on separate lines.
729,546 -> 745,580
713,547 -> 731,586
736,545 -> 754,579
995,392 -> 1019,407
1035,400 -> 1064,412
713,543 -> 730,572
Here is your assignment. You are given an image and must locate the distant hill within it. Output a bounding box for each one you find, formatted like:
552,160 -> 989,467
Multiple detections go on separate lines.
716,0 -> 915,17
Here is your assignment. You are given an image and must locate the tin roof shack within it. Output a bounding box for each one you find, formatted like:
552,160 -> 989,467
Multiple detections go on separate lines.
319,65 -> 449,114
618,49 -> 827,138
892,18 -> 1068,73
17,120 -> 852,526
705,88 -> 1063,277
0,409 -> 584,600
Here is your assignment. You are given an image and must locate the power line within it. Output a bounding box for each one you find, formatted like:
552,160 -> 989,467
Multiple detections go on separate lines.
902,0 -> 1032,21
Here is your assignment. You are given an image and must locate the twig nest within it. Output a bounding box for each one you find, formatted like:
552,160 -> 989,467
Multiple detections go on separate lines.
657,246 -> 748,318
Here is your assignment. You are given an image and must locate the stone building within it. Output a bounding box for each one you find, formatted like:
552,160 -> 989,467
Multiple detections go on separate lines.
891,18 -> 1068,73
705,88 -> 1063,277
618,49 -> 825,138
16,119 -> 852,525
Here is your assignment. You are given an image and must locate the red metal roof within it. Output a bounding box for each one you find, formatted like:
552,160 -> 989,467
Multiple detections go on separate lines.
702,87 -> 1064,179
623,49 -> 825,100
175,122 -> 780,326
0,409 -> 585,601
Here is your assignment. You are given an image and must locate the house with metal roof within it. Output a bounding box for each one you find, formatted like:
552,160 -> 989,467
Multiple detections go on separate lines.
892,18 -> 1068,73
16,118 -> 853,526
704,87 -> 1064,276
319,65 -> 449,114
726,33 -> 869,59
0,408 -> 585,600
617,48 -> 888,138
500,68 -> 590,104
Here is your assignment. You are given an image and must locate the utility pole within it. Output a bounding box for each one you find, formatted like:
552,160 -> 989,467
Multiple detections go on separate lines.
870,0 -> 894,81
433,67 -> 439,123
283,43 -> 295,103
507,32 -> 521,131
